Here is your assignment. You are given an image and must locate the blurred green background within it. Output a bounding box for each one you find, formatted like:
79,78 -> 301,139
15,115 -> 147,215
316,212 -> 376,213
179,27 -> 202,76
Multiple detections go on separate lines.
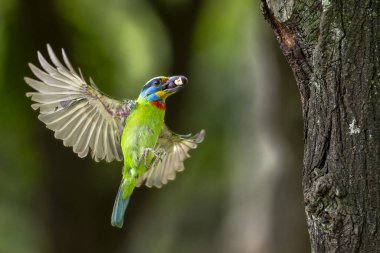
0,0 -> 310,252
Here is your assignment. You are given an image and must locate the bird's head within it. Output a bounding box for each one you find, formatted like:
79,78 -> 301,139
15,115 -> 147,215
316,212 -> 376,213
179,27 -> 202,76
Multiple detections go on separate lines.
138,75 -> 188,104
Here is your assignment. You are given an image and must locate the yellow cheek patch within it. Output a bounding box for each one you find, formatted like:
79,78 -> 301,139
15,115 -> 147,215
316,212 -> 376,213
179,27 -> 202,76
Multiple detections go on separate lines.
156,91 -> 172,100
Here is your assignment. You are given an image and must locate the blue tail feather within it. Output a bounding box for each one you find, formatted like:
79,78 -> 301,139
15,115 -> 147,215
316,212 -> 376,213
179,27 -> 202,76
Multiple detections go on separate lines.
111,181 -> 130,228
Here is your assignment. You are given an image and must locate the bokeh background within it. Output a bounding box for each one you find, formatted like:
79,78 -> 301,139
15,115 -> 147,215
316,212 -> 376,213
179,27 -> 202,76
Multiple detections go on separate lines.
0,0 -> 310,252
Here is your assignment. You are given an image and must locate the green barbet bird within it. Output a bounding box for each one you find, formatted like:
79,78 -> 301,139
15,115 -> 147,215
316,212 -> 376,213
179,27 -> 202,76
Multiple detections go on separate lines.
25,45 -> 205,228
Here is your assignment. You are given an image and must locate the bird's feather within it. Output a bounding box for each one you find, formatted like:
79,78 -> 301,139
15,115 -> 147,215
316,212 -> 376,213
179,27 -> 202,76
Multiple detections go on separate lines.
111,179 -> 130,228
25,44 -> 135,162
136,124 -> 205,188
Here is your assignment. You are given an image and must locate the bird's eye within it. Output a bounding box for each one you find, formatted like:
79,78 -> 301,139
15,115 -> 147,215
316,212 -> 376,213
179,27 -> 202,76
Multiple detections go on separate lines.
152,80 -> 161,86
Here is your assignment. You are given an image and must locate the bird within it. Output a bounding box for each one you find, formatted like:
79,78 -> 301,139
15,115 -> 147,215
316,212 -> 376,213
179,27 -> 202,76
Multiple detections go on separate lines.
25,44 -> 205,228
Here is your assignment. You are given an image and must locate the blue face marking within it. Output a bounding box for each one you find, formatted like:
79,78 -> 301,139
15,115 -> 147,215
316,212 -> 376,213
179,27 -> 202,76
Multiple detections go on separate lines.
139,77 -> 165,102
146,92 -> 161,102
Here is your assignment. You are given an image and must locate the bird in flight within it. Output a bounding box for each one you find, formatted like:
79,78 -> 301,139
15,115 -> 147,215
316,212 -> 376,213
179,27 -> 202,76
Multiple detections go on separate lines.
25,45 -> 205,228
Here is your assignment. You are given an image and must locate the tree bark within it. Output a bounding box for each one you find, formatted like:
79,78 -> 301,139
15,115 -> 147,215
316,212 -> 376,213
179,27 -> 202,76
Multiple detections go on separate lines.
262,0 -> 380,252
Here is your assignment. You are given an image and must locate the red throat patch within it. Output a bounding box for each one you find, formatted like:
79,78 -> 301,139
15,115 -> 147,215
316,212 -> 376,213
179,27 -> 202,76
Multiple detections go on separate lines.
150,101 -> 166,110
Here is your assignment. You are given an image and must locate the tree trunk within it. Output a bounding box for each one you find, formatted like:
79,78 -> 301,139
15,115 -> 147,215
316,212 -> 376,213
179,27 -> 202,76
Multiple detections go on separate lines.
261,0 -> 380,252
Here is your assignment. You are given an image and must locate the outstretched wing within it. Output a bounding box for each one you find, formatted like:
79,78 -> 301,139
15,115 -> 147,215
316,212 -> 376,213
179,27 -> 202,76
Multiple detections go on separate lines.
25,44 -> 135,162
137,125 -> 205,188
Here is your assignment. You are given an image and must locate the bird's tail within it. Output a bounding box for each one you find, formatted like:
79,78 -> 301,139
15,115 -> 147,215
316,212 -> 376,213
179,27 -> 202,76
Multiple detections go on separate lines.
111,180 -> 130,228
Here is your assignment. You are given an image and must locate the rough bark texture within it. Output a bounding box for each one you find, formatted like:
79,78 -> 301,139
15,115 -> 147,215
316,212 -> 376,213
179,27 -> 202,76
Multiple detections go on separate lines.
262,0 -> 380,252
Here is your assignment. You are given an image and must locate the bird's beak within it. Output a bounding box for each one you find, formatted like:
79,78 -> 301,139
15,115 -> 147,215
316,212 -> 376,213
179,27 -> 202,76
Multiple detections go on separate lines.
163,75 -> 188,94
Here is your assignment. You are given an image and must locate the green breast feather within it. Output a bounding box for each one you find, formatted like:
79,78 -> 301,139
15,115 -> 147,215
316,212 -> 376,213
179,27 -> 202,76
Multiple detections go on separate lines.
122,100 -> 165,167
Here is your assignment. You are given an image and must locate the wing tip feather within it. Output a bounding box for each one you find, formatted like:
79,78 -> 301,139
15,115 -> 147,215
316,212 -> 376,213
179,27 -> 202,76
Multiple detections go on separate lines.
196,129 -> 206,143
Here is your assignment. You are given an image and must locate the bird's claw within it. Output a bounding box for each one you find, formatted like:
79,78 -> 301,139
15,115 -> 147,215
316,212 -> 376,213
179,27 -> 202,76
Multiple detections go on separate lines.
142,148 -> 165,167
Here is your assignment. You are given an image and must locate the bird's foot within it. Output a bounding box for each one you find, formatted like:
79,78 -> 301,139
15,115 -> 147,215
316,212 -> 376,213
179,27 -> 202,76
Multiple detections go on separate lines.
142,148 -> 165,167
152,148 -> 166,163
